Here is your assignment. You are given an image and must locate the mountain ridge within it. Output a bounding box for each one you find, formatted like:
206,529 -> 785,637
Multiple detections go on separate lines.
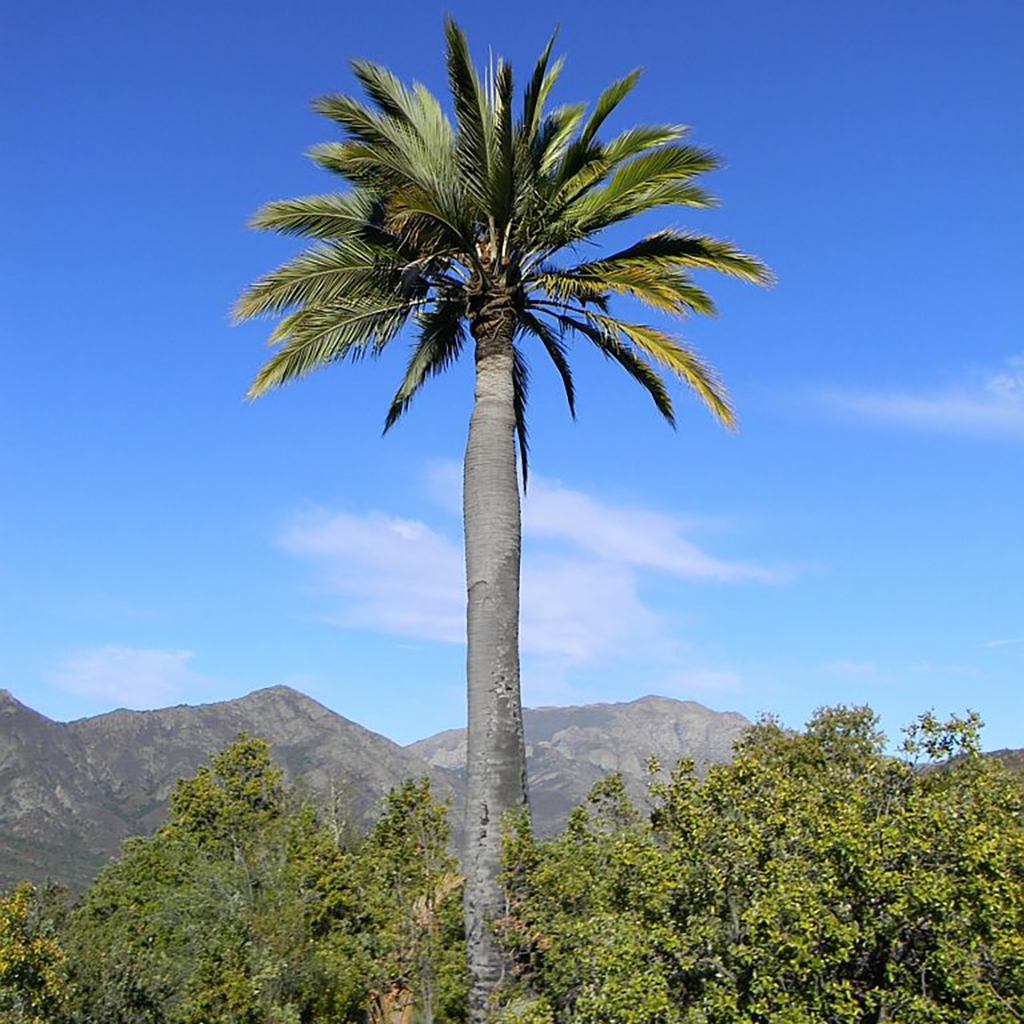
10,685 -> 1015,892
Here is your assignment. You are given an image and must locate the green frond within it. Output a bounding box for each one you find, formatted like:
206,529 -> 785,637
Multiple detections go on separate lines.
579,69 -> 642,149
308,132 -> 470,250
556,69 -> 642,184
307,140 -> 401,188
245,297 -> 424,399
536,103 -> 587,173
521,30 -> 560,140
349,61 -> 457,156
311,93 -> 407,152
233,239 -> 403,321
444,17 -> 491,208
601,124 -> 688,163
567,145 -> 719,222
542,146 -> 718,247
240,20 -> 769,440
490,58 -> 516,237
247,192 -> 379,239
607,230 -> 774,285
588,314 -> 734,426
384,190 -> 470,253
512,344 -> 530,487
349,60 -> 419,123
553,313 -> 675,425
384,300 -> 467,431
535,264 -> 715,317
546,127 -> 688,216
519,311 -> 575,417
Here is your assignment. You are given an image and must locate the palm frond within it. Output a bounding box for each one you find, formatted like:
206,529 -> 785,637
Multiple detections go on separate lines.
311,93 -> 409,152
552,313 -> 675,425
233,239 -> 403,321
604,230 -> 773,284
247,192 -> 380,240
602,124 -> 688,163
520,31 -> 560,141
565,145 -> 719,226
539,146 -> 718,249
550,125 -> 689,210
349,60 -> 419,123
308,126 -> 471,252
489,59 -> 516,242
384,299 -> 467,431
512,344 -> 530,487
444,17 -> 491,209
245,297 -> 425,399
519,311 -> 575,417
534,265 -> 715,317
556,69 -> 642,185
588,313 -> 734,426
349,60 -> 457,157
536,103 -> 587,174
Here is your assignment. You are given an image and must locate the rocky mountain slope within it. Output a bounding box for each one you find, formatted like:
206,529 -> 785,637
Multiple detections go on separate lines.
5,685 -> 1020,891
408,695 -> 750,834
0,686 -> 456,889
2,687 -> 761,889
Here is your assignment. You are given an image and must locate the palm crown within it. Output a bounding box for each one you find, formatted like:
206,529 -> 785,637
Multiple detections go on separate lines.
235,19 -> 771,479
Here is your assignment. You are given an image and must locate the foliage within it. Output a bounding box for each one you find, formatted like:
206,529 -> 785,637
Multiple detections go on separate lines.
317,779 -> 467,1024
6,711 -> 1021,1023
0,883 -> 67,1023
501,707 -> 1024,1024
18,734 -> 466,1024
235,19 -> 771,479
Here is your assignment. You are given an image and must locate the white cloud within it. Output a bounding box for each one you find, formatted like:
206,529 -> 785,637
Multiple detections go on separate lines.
281,509 -> 464,643
822,354 -> 1024,438
984,638 -> 1023,648
52,646 -> 211,707
521,555 -> 661,665
280,476 -> 779,671
524,477 -> 780,583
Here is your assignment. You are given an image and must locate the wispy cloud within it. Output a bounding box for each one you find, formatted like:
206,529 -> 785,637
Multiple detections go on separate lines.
280,475 -> 780,673
984,638 -> 1023,649
822,354 -> 1024,438
282,509 -> 465,644
524,477 -> 781,583
52,646 -> 213,707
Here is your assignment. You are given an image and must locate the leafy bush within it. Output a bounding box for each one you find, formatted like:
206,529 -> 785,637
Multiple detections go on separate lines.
500,708 -> 1024,1023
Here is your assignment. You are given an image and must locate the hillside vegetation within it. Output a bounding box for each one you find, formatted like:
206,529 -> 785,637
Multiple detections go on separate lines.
2,707 -> 1022,1023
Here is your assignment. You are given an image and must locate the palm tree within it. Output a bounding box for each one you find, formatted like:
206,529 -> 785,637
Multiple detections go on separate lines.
235,20 -> 769,1021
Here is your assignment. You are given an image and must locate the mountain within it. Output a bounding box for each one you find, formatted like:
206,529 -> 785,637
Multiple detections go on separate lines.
407,695 -> 751,835
2,686 -> 753,890
0,686 -> 457,890
7,685 -> 1019,891
0,689 -> 135,890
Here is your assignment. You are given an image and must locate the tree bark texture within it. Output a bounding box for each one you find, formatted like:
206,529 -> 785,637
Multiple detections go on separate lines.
462,295 -> 530,1024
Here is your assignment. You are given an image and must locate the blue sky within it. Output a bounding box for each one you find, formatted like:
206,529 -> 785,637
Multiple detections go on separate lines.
3,0 -> 1022,750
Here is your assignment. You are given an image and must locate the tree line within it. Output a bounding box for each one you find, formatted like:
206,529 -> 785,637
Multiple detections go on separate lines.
3,707 -> 1022,1023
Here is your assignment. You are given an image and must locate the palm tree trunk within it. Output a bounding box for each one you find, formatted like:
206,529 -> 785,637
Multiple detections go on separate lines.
463,298 -> 529,1024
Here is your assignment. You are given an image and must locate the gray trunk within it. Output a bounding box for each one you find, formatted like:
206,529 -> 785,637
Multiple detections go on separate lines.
462,303 -> 529,1024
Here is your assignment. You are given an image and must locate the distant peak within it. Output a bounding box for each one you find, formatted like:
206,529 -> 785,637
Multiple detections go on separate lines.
0,688 -> 56,722
242,684 -> 311,701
